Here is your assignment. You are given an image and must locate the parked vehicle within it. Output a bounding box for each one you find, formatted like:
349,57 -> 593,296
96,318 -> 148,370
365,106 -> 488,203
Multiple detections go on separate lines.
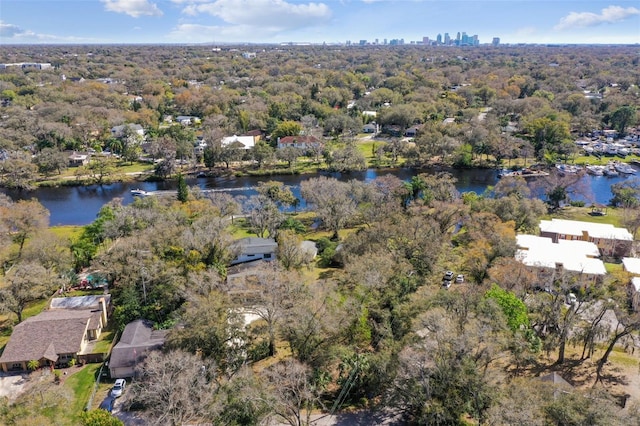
111,379 -> 126,398
455,274 -> 464,284
443,271 -> 454,281
99,397 -> 115,413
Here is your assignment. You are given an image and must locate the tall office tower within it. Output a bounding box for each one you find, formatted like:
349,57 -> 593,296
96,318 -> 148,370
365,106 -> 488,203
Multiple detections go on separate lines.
444,33 -> 450,45
436,33 -> 442,44
383,38 -> 388,45
375,38 -> 379,45
423,36 -> 429,45
492,37 -> 500,46
456,32 -> 461,42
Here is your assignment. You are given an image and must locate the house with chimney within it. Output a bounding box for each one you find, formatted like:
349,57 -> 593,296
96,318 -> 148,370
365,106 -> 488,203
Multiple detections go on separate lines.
0,295 -> 110,372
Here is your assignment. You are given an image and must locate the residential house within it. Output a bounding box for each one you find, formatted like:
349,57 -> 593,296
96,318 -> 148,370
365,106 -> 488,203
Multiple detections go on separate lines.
243,129 -> 263,142
230,237 -> 277,265
404,125 -> 422,137
109,319 -> 168,379
68,151 -> 90,167
539,219 -> 633,257
0,295 -> 110,372
221,135 -> 255,150
110,123 -> 145,139
276,135 -> 321,150
362,123 -> 378,134
175,115 -> 201,126
515,234 -> 606,284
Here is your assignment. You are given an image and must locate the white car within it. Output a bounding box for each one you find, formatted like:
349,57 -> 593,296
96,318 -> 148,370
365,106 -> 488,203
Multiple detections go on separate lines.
111,379 -> 126,398
455,274 -> 464,284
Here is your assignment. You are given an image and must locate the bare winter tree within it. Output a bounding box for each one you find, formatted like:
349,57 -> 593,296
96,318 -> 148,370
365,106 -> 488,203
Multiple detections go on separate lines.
300,176 -> 357,240
123,349 -> 219,426
262,359 -> 325,426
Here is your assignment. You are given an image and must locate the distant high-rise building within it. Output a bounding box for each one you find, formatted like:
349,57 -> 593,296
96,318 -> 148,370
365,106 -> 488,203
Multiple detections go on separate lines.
383,38 -> 388,45
375,38 -> 379,45
436,33 -> 442,44
423,36 -> 430,45
492,37 -> 500,46
359,40 -> 367,46
444,33 -> 450,45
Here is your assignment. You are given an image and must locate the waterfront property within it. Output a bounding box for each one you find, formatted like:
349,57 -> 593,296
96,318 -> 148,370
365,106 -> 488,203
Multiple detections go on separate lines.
539,219 -> 633,258
515,234 -> 607,281
0,295 -> 110,372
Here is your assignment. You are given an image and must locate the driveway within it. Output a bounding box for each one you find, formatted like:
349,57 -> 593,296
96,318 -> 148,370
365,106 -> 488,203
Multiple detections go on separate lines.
0,372 -> 29,401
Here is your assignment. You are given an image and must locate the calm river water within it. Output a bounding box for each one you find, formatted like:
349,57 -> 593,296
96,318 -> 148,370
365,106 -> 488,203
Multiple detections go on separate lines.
1,167 -> 637,226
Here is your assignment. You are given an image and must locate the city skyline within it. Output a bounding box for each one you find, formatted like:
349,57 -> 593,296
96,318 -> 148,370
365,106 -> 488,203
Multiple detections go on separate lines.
0,1 -> 639,45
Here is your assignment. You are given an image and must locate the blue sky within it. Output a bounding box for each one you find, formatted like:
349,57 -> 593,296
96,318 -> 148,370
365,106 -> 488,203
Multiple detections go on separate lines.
0,1 -> 639,44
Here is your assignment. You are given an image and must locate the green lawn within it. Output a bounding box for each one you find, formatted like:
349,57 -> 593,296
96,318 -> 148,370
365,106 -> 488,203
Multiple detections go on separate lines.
544,206 -> 625,227
64,363 -> 102,423
93,329 -> 116,354
50,225 -> 84,243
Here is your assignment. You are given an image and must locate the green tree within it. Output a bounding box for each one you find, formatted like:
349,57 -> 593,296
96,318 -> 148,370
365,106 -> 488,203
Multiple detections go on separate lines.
271,120 -> 302,141
177,173 -> 189,203
0,262 -> 60,323
609,105 -> 637,135
257,181 -> 296,208
81,409 -> 124,426
251,141 -> 274,168
524,115 -> 570,159
485,284 -> 529,332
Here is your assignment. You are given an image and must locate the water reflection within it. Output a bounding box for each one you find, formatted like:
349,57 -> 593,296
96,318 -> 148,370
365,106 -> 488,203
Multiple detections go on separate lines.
0,167 -> 634,226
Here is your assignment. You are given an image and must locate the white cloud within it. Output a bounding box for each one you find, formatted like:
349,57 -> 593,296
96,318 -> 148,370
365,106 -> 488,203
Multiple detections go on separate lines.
102,0 -> 163,18
555,5 -> 640,30
0,21 -> 26,37
178,0 -> 331,30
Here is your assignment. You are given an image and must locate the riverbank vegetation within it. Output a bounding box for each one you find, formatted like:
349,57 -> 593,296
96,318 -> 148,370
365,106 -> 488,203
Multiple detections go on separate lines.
0,44 -> 638,190
1,43 -> 639,424
2,169 -> 640,423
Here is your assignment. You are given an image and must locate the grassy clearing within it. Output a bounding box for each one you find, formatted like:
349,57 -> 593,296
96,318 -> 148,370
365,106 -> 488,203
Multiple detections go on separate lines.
605,262 -> 624,274
50,225 -> 84,243
544,206 -> 625,227
64,363 -> 101,423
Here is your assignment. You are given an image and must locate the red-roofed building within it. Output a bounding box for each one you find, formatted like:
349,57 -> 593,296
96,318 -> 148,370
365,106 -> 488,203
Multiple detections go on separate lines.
277,135 -> 322,150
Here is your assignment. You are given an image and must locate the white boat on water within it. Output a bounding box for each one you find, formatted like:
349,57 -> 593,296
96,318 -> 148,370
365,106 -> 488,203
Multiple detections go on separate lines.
603,166 -> 619,177
614,162 -> 637,175
131,188 -> 153,197
555,164 -> 582,175
585,165 -> 604,176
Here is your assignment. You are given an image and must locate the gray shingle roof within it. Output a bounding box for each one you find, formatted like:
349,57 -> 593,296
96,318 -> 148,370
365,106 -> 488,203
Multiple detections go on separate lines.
109,320 -> 167,370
